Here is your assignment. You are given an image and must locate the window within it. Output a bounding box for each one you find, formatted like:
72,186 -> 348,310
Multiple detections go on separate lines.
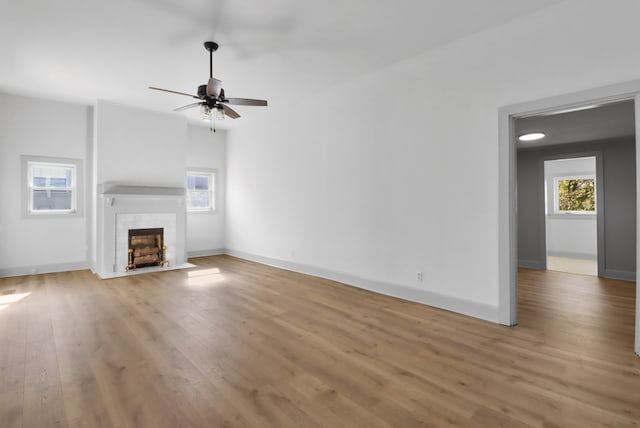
24,157 -> 81,215
554,176 -> 596,214
186,170 -> 215,212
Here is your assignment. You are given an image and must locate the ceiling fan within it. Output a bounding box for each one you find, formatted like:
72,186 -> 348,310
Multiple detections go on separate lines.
149,41 -> 267,131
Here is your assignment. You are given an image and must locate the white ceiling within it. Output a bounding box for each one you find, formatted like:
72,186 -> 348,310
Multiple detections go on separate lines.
515,100 -> 636,149
0,0 -> 564,126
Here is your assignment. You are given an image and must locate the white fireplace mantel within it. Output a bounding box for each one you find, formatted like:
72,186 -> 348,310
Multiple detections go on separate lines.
102,184 -> 185,197
94,183 -> 188,279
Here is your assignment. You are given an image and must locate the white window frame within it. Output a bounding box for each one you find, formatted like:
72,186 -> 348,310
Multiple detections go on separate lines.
21,155 -> 83,218
186,169 -> 216,213
553,174 -> 596,215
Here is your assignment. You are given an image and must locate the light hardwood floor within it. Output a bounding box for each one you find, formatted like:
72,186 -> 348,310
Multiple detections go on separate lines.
0,255 -> 638,427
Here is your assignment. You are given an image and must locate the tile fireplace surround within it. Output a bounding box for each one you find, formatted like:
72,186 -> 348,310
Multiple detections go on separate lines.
94,184 -> 189,279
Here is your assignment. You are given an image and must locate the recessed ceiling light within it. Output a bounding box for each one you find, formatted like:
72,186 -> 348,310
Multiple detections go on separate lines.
518,132 -> 546,142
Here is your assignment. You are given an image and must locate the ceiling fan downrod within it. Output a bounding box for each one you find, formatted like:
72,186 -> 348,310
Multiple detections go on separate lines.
204,41 -> 218,79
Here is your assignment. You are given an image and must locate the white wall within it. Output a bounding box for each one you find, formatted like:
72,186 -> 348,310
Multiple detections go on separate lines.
546,219 -> 597,258
544,157 -> 597,259
0,97 -> 227,276
0,92 -> 89,276
186,126 -> 226,254
95,100 -> 187,186
226,0 -> 640,321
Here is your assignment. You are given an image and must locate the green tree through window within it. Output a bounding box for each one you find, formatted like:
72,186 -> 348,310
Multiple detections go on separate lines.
557,178 -> 595,212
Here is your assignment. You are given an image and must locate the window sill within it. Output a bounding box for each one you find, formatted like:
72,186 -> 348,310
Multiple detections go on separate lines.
547,213 -> 596,220
187,209 -> 216,216
26,211 -> 82,219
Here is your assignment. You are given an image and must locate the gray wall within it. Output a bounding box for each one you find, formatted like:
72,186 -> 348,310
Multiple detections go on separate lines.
517,137 -> 636,280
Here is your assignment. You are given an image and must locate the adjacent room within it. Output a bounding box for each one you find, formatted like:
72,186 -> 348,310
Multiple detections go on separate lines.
516,100 -> 637,280
1,1 -> 639,427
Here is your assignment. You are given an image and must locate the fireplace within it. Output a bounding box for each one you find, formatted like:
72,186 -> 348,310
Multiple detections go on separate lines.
125,228 -> 168,271
95,184 -> 187,278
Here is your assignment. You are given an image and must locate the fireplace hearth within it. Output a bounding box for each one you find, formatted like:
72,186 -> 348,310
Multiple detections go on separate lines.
126,228 -> 168,271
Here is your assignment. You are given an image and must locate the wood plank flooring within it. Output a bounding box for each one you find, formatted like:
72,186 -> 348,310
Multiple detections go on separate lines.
0,255 -> 638,427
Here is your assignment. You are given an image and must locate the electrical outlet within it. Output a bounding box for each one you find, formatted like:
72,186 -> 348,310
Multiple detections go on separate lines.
416,271 -> 423,282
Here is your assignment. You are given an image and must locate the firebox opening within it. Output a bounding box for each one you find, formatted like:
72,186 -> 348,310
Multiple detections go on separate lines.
126,228 -> 167,271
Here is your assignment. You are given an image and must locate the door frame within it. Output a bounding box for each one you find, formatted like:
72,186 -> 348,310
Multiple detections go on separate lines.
540,153 -> 604,276
498,79 -> 640,356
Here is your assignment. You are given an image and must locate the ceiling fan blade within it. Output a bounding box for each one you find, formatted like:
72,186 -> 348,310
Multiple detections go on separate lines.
206,78 -> 223,98
223,98 -> 268,106
221,104 -> 241,119
174,102 -> 203,112
149,86 -> 199,98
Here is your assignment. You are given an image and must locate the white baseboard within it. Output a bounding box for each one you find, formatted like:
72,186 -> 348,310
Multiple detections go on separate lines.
547,251 -> 597,260
0,261 -> 89,278
224,248 -> 499,323
0,250 -> 502,324
188,249 -> 225,258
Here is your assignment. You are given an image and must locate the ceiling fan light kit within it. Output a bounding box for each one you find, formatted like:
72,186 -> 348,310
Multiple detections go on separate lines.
149,41 -> 267,132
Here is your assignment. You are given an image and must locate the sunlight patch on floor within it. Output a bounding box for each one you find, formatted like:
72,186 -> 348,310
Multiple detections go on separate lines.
0,292 -> 32,312
547,256 -> 597,276
186,267 -> 225,287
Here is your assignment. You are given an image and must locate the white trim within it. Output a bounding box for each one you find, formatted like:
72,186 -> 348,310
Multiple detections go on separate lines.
224,248 -> 499,323
187,249 -> 225,258
539,151 -> 604,277
499,79 -> 640,356
21,155 -> 84,218
101,184 -> 185,197
0,261 -> 89,278
186,168 -> 217,213
635,94 -> 640,356
498,103 -> 517,325
547,251 -> 597,260
546,213 -> 597,220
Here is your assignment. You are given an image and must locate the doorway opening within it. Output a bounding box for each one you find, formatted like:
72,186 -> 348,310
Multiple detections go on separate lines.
499,81 -> 640,356
544,156 -> 598,276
